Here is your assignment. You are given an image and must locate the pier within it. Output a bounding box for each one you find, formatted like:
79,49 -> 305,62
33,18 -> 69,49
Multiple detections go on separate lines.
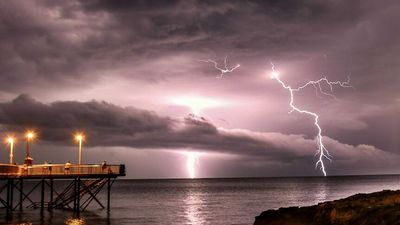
0,163 -> 125,217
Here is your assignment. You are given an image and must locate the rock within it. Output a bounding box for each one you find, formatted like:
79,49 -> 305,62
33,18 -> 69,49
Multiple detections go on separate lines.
254,190 -> 400,225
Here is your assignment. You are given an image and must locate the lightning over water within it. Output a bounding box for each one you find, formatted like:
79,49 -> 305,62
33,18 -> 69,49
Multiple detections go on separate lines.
270,62 -> 352,176
200,56 -> 352,176
185,152 -> 199,179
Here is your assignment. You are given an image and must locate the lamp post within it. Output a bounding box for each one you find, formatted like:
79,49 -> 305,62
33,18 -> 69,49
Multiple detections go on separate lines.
74,133 -> 85,165
24,131 -> 35,165
6,136 -> 15,164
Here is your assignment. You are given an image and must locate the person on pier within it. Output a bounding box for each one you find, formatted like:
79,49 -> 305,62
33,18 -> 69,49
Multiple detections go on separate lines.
65,160 -> 71,174
101,160 -> 107,173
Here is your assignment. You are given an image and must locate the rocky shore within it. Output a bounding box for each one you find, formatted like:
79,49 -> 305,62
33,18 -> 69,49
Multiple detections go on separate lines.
254,190 -> 400,225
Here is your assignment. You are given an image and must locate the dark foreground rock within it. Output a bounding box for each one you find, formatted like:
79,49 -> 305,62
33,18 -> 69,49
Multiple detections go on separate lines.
254,190 -> 400,225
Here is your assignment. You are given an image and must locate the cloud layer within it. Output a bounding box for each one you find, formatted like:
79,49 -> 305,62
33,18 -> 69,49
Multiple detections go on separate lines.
0,95 -> 397,176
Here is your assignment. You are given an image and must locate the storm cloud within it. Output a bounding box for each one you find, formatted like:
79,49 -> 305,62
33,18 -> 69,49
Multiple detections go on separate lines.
0,0 -> 398,177
0,95 -> 397,176
1,0 -> 399,91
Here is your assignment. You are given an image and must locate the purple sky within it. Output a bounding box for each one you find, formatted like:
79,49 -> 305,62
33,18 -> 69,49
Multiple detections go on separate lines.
0,0 -> 399,178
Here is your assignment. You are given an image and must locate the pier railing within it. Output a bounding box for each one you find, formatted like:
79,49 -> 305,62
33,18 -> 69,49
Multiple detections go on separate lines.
0,164 -> 19,175
0,163 -> 125,177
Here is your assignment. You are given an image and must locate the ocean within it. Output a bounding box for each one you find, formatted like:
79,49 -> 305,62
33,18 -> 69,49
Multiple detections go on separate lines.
1,175 -> 400,225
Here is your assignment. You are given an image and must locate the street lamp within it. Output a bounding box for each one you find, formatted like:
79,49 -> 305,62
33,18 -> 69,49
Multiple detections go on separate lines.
6,136 -> 15,164
24,131 -> 36,165
74,133 -> 85,165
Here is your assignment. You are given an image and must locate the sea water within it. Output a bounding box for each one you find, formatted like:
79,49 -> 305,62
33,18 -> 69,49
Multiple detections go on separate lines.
1,175 -> 400,225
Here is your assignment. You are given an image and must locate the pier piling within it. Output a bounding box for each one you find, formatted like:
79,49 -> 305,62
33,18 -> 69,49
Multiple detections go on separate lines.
0,164 -> 125,215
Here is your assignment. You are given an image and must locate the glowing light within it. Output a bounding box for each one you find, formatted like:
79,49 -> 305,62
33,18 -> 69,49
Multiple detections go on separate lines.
74,132 -> 85,165
173,96 -> 222,115
271,71 -> 280,79
74,133 -> 85,142
270,62 -> 352,176
24,130 -> 36,164
200,56 -> 240,78
6,136 -> 15,144
6,136 -> 15,164
65,217 -> 85,225
185,152 -> 200,179
25,131 -> 36,140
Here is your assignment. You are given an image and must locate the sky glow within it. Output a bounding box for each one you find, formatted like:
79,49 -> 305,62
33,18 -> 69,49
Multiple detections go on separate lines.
172,96 -> 223,115
0,1 -> 398,178
185,152 -> 199,179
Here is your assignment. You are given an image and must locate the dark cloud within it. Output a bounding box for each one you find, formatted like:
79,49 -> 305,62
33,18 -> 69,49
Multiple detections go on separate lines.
0,95 -> 397,176
0,0 -> 399,92
0,95 -> 331,158
0,95 -> 272,155
0,94 -> 172,142
80,0 -> 181,12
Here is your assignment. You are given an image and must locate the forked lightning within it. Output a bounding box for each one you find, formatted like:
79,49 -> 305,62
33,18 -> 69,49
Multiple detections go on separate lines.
270,62 -> 352,176
200,56 -> 240,78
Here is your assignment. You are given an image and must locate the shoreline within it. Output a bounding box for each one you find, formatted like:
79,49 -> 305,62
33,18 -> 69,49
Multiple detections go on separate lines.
254,189 -> 400,225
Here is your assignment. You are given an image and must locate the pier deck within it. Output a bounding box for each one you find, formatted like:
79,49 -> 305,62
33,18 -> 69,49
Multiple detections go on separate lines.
0,163 -> 125,216
0,163 -> 125,178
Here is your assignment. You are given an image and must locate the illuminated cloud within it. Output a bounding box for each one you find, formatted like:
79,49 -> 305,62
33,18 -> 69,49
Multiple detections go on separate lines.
170,96 -> 225,115
0,1 -> 398,176
0,95 -> 398,176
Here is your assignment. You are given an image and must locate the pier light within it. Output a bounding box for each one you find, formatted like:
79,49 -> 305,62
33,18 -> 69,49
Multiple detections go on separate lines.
24,130 -> 36,165
74,133 -> 85,165
26,131 -> 35,140
6,136 -> 15,164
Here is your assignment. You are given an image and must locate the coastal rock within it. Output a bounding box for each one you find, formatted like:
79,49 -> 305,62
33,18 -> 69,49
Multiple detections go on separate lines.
254,190 -> 400,225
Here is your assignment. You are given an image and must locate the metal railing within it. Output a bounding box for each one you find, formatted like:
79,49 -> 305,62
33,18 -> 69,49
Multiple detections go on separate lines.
0,164 -> 19,175
0,163 -> 125,176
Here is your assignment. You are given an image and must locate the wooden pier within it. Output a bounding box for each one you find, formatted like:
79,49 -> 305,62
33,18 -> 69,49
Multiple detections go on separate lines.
0,163 -> 125,217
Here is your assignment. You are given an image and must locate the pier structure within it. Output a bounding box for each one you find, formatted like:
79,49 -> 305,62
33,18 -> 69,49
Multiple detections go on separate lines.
0,163 -> 125,216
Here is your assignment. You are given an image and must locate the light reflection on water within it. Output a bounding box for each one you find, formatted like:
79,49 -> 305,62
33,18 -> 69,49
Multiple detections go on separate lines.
65,217 -> 85,225
184,191 -> 205,225
1,176 -> 400,225
315,181 -> 328,202
1,211 -> 108,225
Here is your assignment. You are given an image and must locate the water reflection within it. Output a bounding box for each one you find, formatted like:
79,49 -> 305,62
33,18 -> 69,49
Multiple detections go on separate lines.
1,211 -> 99,225
184,191 -> 206,225
314,180 -> 328,203
65,217 -> 85,225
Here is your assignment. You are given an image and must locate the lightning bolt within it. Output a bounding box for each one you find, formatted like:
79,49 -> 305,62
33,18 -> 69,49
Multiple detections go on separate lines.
200,56 -> 240,78
270,62 -> 352,176
186,152 -> 198,179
